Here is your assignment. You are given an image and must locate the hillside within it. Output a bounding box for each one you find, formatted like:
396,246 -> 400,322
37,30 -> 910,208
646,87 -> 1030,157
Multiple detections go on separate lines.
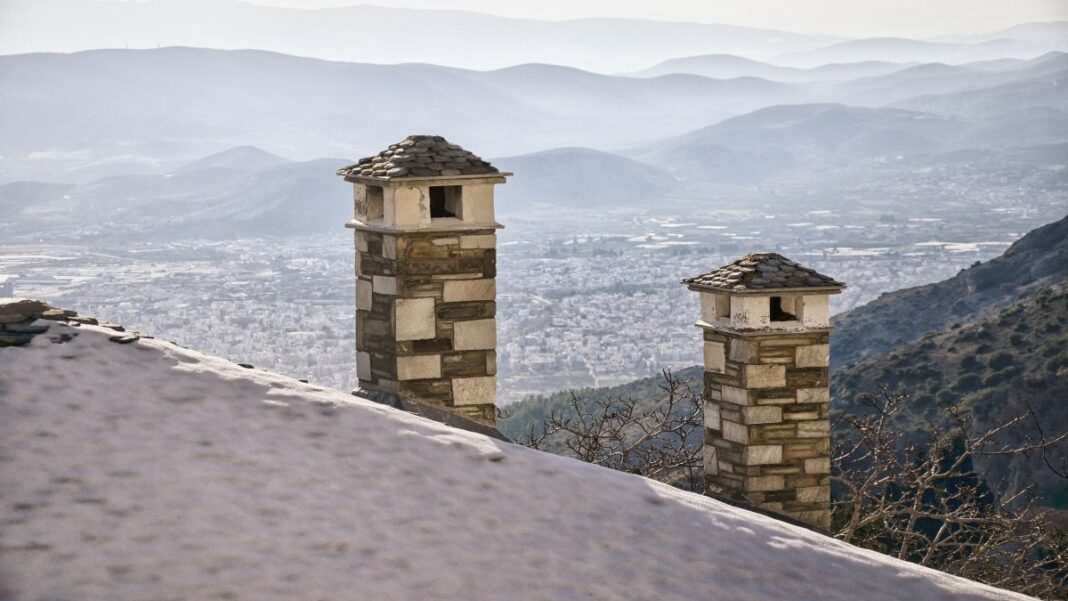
493,147 -> 679,211
832,213 -> 1068,368
832,282 -> 1068,507
634,104 -> 965,184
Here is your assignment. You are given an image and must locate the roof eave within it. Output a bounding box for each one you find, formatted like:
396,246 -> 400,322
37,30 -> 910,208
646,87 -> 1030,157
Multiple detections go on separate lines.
340,172 -> 512,184
685,283 -> 846,295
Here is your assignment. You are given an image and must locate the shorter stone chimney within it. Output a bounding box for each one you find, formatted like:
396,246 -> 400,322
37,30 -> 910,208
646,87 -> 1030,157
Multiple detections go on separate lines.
683,253 -> 845,529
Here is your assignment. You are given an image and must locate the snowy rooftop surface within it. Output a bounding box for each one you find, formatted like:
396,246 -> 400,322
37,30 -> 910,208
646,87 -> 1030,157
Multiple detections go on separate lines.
0,312 -> 1031,600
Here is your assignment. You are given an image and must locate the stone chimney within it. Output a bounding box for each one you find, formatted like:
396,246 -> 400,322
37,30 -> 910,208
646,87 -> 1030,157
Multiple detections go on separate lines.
338,135 -> 510,433
683,253 -> 845,529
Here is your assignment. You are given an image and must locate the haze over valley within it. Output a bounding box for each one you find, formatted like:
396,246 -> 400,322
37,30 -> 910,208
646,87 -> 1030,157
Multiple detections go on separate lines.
1,0 -> 1066,403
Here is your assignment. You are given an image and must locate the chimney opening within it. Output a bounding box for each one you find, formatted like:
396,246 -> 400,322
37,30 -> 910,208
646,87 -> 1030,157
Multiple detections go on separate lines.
770,296 -> 796,322
429,185 -> 462,219
364,185 -> 384,221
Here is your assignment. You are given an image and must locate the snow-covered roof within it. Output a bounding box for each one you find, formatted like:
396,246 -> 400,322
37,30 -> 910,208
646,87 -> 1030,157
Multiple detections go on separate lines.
0,303 -> 1029,600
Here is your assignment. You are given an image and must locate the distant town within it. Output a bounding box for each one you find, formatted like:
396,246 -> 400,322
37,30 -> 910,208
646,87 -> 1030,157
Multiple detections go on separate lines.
2,182 -> 1064,404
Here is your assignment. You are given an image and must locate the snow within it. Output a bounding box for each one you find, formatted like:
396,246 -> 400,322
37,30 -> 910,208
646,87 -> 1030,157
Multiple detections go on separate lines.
0,318 -> 1033,600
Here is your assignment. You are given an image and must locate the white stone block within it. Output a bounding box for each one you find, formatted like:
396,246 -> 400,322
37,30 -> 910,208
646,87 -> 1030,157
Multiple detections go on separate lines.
797,421 -> 830,438
443,279 -> 495,303
744,445 -> 783,466
721,420 -> 748,444
796,344 -> 830,368
454,319 -> 496,351
797,388 -> 830,404
703,445 -> 718,476
729,338 -> 754,363
797,486 -> 830,503
356,231 -> 368,252
395,298 -> 436,341
743,406 -> 782,425
700,292 -> 728,323
460,234 -> 496,249
356,351 -> 371,380
382,235 -> 397,260
356,279 -> 372,311
703,341 -> 726,373
394,185 -> 429,227
703,400 -> 721,431
452,375 -> 496,406
804,457 -> 831,474
744,364 -> 786,389
397,355 -> 441,380
730,295 -> 770,329
747,475 -> 785,492
721,385 -> 751,406
461,184 -> 495,224
799,295 -> 831,328
372,275 -> 398,296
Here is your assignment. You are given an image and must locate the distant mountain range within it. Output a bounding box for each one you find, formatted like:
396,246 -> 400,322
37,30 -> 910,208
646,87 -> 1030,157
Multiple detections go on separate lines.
0,47 -> 812,182
631,55 -> 913,81
0,145 -> 686,237
1,47 -> 1065,185
0,0 -> 830,72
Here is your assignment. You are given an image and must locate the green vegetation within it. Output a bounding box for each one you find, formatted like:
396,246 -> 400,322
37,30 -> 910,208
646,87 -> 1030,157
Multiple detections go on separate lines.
832,282 -> 1068,508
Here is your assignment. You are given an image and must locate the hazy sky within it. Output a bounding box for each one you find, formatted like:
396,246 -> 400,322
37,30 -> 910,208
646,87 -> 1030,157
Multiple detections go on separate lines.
244,0 -> 1068,37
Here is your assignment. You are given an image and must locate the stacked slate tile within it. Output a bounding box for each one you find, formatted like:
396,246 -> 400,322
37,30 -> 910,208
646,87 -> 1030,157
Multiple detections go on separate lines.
684,253 -> 845,292
338,135 -> 499,179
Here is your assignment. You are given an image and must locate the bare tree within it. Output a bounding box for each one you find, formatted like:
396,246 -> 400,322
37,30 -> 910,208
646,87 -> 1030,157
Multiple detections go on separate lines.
521,369 -> 703,491
517,372 -> 1068,599
832,390 -> 1068,599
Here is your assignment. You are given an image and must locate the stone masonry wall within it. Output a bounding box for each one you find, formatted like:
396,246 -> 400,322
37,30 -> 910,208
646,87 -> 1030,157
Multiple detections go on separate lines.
702,328 -> 832,529
355,227 -> 497,426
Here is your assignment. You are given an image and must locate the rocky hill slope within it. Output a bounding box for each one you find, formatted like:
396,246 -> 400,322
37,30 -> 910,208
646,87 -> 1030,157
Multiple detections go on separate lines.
832,213 -> 1068,369
833,281 -> 1068,507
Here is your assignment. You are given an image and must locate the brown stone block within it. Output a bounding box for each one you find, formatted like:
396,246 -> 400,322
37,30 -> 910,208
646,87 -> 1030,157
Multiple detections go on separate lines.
457,256 -> 486,273
407,244 -> 453,259
783,442 -> 821,461
437,301 -> 495,321
759,346 -> 796,360
763,490 -> 797,503
483,249 -> 496,278
363,316 -> 390,338
411,338 -> 454,354
400,379 -> 453,402
442,351 -> 490,377
761,465 -> 804,475
784,475 -> 822,489
360,255 -> 395,276
366,232 -> 383,255
757,336 -> 817,347
400,258 -> 459,276
703,330 -> 729,343
751,424 -> 798,442
787,367 -> 827,388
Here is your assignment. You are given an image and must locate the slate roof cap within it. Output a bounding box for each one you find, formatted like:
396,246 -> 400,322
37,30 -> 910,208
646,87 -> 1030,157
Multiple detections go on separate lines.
337,135 -> 502,180
683,252 -> 845,293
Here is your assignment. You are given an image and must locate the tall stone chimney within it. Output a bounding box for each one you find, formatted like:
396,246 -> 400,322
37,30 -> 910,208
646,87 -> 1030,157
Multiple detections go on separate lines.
338,135 -> 509,432
683,253 -> 845,529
